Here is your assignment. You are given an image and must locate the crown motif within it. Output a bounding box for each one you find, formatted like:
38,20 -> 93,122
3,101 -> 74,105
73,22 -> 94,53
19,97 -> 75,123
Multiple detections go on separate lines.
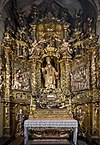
41,46 -> 59,59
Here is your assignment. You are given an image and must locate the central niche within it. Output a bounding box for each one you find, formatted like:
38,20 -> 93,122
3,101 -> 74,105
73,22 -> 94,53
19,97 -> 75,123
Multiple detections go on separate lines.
41,56 -> 59,89
39,55 -> 61,109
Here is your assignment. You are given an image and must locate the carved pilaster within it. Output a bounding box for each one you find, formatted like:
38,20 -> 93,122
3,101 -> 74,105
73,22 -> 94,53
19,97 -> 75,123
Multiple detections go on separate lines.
29,59 -> 37,113
36,60 -> 41,96
4,50 -> 11,136
0,47 -> 3,137
99,103 -> 100,136
91,48 -> 97,89
60,60 -> 65,90
60,58 -> 71,96
97,46 -> 100,88
5,51 -> 10,100
91,103 -> 99,135
4,103 -> 11,136
65,58 -> 71,95
92,104 -> 96,132
89,103 -> 93,135
31,59 -> 36,96
0,51 -> 3,94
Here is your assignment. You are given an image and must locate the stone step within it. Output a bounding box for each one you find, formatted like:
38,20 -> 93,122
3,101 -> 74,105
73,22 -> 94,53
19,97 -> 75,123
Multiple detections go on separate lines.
26,139 -> 72,145
26,139 -> 90,145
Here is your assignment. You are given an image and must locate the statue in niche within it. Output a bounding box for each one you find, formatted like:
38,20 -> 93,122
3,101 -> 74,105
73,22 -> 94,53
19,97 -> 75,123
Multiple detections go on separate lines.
42,57 -> 58,89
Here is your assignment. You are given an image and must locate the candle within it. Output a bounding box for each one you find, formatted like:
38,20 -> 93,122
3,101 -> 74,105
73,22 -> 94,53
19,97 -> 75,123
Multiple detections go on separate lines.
5,108 -> 8,113
19,109 -> 22,114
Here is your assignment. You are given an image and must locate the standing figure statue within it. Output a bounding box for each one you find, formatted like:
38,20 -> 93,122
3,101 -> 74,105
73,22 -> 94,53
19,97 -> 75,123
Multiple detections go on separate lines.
42,57 -> 58,89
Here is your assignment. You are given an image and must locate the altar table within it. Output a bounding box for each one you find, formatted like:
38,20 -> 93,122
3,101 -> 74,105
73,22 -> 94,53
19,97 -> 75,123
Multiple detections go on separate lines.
24,119 -> 78,145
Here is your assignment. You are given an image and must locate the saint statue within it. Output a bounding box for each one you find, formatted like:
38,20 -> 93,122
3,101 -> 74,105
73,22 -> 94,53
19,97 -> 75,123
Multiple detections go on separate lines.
42,57 -> 58,89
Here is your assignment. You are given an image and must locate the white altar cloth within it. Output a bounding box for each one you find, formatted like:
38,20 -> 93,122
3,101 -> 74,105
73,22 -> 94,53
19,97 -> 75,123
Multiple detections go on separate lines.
24,119 -> 78,145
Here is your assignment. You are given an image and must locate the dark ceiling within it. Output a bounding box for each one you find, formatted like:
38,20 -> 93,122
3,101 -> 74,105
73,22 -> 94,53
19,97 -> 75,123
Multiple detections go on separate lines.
2,0 -> 98,30
3,0 -> 97,17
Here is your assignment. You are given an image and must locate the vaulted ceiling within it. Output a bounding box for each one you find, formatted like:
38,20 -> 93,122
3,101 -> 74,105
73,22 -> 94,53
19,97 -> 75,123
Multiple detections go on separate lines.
2,0 -> 98,18
0,0 -> 100,31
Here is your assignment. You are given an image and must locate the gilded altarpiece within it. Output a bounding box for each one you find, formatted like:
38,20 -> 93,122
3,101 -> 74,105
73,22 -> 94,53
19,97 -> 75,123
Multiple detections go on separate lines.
1,10 -> 100,140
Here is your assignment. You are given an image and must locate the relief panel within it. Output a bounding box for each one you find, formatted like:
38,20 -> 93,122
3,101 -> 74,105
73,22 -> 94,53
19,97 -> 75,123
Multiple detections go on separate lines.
12,61 -> 31,92
71,59 -> 90,92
